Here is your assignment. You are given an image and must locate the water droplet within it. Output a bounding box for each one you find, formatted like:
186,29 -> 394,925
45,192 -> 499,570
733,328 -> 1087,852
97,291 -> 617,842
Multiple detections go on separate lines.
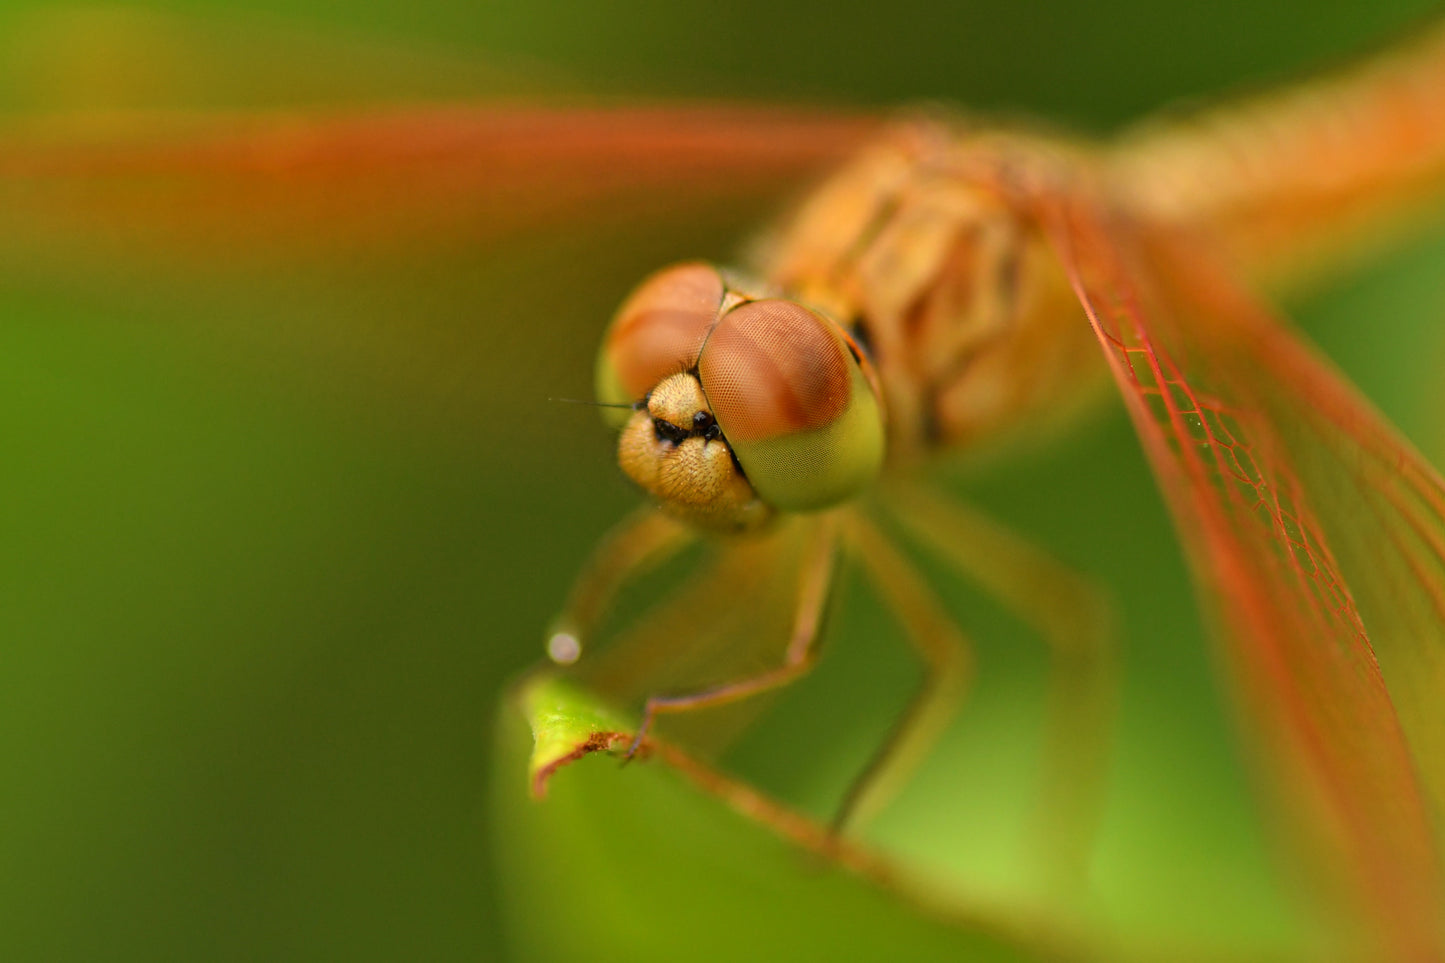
547,632 -> 581,665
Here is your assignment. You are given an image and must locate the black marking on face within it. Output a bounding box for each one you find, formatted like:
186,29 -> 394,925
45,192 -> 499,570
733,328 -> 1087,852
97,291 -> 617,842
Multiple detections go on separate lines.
654,410 -> 727,447
654,419 -> 689,445
691,411 -> 723,442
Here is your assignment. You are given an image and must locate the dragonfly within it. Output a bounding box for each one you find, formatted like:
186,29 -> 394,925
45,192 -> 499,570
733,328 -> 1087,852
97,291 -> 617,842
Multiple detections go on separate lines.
5,9 -> 1445,959
534,22 -> 1445,959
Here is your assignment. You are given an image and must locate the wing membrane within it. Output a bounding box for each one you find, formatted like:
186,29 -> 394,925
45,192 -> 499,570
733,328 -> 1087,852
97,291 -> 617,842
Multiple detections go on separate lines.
1,7 -> 873,254
1041,192 -> 1445,953
0,103 -> 875,255
0,98 -> 872,445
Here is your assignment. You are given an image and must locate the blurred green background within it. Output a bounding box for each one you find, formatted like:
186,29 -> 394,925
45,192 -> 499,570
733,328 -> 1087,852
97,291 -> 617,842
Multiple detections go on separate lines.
2,1 -> 1444,960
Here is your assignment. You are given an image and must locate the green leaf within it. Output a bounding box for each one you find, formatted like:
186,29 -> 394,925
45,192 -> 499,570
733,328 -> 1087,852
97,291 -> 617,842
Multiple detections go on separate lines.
493,671 -> 1081,963
521,671 -> 634,799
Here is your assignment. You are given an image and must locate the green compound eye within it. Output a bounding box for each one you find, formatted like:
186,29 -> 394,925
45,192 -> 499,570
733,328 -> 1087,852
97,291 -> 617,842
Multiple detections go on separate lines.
697,299 -> 885,511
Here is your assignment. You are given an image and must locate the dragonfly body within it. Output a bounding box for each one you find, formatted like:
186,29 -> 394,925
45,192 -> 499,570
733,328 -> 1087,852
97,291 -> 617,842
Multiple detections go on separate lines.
572,22 -> 1445,953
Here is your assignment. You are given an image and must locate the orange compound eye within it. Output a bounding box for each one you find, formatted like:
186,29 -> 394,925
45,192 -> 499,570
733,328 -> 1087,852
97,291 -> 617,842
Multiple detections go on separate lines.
595,262 -> 725,427
698,299 -> 885,511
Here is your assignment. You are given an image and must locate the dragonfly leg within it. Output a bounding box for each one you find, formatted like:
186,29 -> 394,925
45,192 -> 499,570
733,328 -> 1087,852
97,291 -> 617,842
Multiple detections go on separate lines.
882,481 -> 1116,891
623,518 -> 840,759
545,506 -> 695,665
833,513 -> 973,834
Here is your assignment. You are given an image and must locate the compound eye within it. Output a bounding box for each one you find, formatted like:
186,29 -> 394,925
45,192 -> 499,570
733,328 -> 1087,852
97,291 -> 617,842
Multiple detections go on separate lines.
595,263 -> 725,427
697,299 -> 884,510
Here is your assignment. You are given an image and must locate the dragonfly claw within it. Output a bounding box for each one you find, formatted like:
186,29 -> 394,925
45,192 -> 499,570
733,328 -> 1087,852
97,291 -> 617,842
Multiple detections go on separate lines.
621,705 -> 656,764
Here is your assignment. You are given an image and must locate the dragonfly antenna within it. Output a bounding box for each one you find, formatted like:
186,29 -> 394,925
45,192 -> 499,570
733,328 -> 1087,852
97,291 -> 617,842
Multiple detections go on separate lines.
548,397 -> 635,409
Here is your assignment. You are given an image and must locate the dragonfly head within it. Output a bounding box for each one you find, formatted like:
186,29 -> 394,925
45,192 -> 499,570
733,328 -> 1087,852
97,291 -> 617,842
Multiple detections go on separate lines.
596,262 -> 886,531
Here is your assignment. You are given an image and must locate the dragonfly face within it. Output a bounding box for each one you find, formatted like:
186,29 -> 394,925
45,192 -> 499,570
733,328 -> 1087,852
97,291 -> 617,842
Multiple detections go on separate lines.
596,261 -> 886,530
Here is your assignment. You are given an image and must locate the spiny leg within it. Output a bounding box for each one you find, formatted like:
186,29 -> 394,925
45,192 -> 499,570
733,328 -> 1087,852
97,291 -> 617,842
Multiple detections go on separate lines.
833,512 -> 973,835
882,480 -> 1116,893
624,517 -> 840,759
545,506 -> 696,665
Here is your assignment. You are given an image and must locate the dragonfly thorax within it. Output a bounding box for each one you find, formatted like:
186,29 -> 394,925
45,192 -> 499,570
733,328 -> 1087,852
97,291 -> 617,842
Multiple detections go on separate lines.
757,121 -> 1102,460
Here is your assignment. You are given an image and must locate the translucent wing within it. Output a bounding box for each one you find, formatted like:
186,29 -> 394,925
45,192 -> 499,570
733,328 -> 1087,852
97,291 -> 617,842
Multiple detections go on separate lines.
0,7 -> 875,255
1040,192 -> 1445,954
0,12 -> 874,448
0,103 -> 875,257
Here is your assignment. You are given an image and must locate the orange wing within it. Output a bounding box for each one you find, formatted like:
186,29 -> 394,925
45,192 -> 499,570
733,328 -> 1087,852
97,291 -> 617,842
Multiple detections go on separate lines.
1040,191 -> 1445,956
0,101 -> 874,449
2,7 -> 874,254
0,103 -> 876,257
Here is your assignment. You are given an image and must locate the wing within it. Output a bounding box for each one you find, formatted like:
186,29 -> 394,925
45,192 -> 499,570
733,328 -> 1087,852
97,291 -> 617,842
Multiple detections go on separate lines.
1,6 -> 875,256
0,103 -> 875,256
0,13 -> 874,445
1039,191 -> 1445,955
